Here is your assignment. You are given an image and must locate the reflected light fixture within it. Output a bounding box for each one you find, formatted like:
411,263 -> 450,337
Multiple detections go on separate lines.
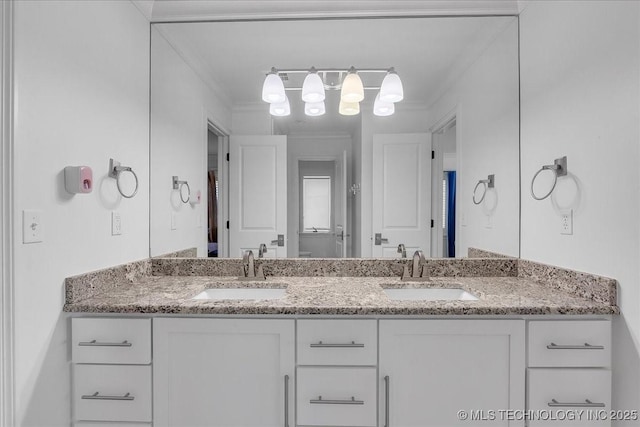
305,101 -> 326,117
379,67 -> 404,103
270,96 -> 291,117
262,66 -> 403,117
301,67 -> 325,103
261,67 -> 286,104
340,66 -> 365,103
339,100 -> 360,116
373,93 -> 394,116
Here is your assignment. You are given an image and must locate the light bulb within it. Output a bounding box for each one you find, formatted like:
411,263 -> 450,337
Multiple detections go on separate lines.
379,67 -> 403,103
305,101 -> 325,117
301,67 -> 325,103
261,67 -> 286,104
340,67 -> 364,103
269,96 -> 290,116
339,100 -> 360,116
373,93 -> 395,116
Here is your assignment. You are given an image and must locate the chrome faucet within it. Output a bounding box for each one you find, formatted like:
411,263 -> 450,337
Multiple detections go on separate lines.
258,243 -> 267,258
401,250 -> 429,281
397,244 -> 407,258
241,250 -> 265,280
412,250 -> 425,278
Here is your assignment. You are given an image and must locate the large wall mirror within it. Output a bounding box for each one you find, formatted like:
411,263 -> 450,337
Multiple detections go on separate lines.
150,16 -> 520,259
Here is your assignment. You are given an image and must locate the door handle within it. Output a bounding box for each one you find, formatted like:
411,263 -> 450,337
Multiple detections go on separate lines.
270,234 -> 285,246
375,233 -> 389,245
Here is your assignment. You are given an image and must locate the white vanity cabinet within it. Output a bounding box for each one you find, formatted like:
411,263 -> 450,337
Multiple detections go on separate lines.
379,319 -> 526,427
152,318 -> 295,427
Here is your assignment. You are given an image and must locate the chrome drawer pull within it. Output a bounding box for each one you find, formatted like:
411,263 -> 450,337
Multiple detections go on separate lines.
548,399 -> 605,408
384,376 -> 390,427
310,396 -> 364,405
284,375 -> 289,427
310,341 -> 364,348
547,342 -> 604,350
81,392 -> 134,401
78,340 -> 132,347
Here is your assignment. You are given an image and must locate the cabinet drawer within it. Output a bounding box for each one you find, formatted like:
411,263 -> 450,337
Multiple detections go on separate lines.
72,318 -> 151,364
73,365 -> 152,422
297,367 -> 377,427
297,319 -> 377,365
528,369 -> 611,426
529,320 -> 610,367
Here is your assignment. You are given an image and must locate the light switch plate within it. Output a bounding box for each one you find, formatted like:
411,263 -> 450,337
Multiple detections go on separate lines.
111,211 -> 122,236
23,210 -> 43,244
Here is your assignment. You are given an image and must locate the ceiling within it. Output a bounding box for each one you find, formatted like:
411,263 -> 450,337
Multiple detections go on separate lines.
155,16 -> 516,134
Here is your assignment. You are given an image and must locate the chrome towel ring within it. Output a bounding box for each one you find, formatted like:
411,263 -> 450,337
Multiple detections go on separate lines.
473,174 -> 495,205
531,156 -> 567,201
172,176 -> 190,203
108,158 -> 139,199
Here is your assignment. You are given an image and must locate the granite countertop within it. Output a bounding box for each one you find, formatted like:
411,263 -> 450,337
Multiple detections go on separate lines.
63,274 -> 618,316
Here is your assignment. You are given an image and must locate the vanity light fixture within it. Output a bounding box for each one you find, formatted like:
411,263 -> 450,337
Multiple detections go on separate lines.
270,96 -> 291,117
261,66 -> 403,117
262,67 -> 286,104
340,66 -> 365,103
373,93 -> 394,117
305,101 -> 326,117
379,67 -> 404,103
301,67 -> 325,103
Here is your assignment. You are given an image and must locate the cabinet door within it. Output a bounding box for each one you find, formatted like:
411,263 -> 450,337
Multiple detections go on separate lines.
153,318 -> 295,427
379,320 -> 525,427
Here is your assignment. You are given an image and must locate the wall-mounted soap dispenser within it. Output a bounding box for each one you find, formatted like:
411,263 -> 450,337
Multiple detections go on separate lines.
64,166 -> 93,194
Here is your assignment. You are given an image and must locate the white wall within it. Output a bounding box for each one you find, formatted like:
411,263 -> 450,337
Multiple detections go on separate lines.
150,27 -> 232,257
232,106 -> 272,134
426,19 -> 520,257
12,1 -> 150,424
287,135 -> 352,257
359,108 -> 431,257
519,1 -> 640,421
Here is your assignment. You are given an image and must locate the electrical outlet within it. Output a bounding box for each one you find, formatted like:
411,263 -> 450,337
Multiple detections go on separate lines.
171,212 -> 177,230
111,211 -> 122,236
560,210 -> 573,235
22,210 -> 43,243
461,212 -> 467,227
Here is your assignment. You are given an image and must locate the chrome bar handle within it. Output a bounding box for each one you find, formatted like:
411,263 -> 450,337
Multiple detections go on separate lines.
284,375 -> 289,427
547,342 -> 605,350
310,396 -> 364,405
81,392 -> 134,401
384,376 -> 390,427
548,399 -> 605,408
310,341 -> 364,348
78,340 -> 132,347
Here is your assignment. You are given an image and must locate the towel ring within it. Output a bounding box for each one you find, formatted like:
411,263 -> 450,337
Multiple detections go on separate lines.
531,156 -> 567,201
473,174 -> 495,205
108,159 -> 139,199
172,176 -> 190,204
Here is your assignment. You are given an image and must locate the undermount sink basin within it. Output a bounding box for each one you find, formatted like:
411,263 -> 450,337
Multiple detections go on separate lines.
192,288 -> 286,300
383,288 -> 479,301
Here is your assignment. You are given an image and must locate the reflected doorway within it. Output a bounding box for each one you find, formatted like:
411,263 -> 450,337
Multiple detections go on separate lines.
431,118 -> 457,257
207,123 -> 229,257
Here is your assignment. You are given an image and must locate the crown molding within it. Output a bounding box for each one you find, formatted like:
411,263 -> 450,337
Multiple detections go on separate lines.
130,0 -> 153,21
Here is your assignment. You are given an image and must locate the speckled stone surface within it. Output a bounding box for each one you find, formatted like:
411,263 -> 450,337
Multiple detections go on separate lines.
468,247 -> 516,259
152,257 -> 518,278
65,259 -> 151,303
518,259 -> 617,306
63,275 -> 617,315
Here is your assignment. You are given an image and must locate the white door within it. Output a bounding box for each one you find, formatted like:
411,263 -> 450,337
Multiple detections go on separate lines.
229,135 -> 287,258
153,318 -> 295,427
335,150 -> 348,257
379,320 -> 525,427
372,133 -> 431,258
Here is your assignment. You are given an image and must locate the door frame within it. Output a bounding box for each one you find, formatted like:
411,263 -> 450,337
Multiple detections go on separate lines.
1,1 -> 15,425
291,155 -> 342,258
206,117 -> 230,257
429,108 -> 458,258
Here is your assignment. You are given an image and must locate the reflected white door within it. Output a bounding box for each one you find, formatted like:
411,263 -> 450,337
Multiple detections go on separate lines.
372,133 -> 431,258
229,135 -> 287,258
335,150 -> 348,258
